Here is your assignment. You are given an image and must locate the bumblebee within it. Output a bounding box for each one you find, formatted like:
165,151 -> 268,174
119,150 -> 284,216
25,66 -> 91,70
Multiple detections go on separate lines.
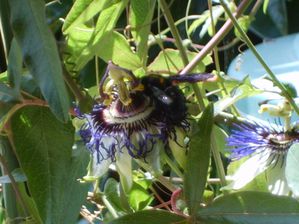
140,73 -> 213,126
99,61 -> 214,131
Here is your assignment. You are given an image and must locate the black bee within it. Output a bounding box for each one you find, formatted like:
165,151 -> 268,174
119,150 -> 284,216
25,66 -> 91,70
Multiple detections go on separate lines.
100,61 -> 214,128
140,73 -> 214,126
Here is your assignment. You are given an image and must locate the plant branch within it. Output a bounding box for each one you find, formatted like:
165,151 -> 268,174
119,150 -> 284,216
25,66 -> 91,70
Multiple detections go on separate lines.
180,0 -> 252,75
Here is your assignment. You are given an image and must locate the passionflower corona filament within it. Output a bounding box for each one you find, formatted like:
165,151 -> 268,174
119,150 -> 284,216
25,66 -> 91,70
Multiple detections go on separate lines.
226,121 -> 299,195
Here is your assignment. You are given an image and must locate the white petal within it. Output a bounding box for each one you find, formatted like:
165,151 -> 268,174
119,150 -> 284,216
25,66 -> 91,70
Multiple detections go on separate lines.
88,136 -> 117,178
226,150 -> 271,190
90,153 -> 111,177
116,149 -> 132,193
266,160 -> 291,196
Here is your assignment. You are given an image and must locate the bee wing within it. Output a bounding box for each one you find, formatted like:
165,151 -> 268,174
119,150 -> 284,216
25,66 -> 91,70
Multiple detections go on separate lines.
169,73 -> 214,83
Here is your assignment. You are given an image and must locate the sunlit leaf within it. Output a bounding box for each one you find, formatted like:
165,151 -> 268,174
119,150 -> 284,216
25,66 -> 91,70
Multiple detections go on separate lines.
214,76 -> 262,116
74,0 -> 130,71
62,0 -> 111,34
148,49 -> 212,74
263,0 -> 270,13
129,0 -> 156,65
234,15 -> 252,39
95,31 -> 142,70
129,182 -> 153,211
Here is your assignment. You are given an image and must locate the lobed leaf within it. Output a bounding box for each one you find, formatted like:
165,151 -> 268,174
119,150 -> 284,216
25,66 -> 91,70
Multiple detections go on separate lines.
74,0 -> 132,71
62,0 -> 111,34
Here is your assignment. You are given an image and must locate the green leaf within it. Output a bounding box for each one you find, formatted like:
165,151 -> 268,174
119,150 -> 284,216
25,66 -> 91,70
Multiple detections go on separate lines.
129,0 -> 156,65
234,15 -> 252,39
214,76 -> 262,116
104,178 -> 123,212
263,0 -> 270,13
62,0 -> 111,34
63,23 -> 94,75
0,71 -> 8,83
169,128 -> 187,169
212,125 -> 228,156
148,49 -> 212,74
11,106 -> 89,224
106,210 -> 186,224
7,38 -> 22,95
188,13 -> 209,36
198,191 -> 299,224
95,31 -> 142,70
129,174 -> 154,211
75,0 -> 131,71
129,182 -> 153,211
286,143 -> 299,196
18,183 -> 43,223
9,0 -> 70,122
184,104 -> 214,216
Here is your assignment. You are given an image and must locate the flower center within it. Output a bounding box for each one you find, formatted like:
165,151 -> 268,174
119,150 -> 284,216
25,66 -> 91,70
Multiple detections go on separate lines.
267,133 -> 293,152
103,93 -> 154,124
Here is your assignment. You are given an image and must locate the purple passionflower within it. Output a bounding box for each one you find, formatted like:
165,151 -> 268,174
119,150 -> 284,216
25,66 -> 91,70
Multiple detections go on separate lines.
77,62 -> 208,180
226,121 -> 299,195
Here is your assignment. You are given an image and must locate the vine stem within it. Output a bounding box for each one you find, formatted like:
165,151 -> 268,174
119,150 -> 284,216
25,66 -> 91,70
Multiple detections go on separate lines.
220,0 -> 299,116
0,152 -> 29,217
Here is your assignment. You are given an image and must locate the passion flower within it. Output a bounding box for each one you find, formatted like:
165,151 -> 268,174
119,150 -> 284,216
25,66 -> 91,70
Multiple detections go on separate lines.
226,121 -> 299,195
78,61 -> 214,178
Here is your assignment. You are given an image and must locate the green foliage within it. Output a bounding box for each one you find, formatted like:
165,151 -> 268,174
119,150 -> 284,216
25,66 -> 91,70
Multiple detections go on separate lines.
148,49 -> 212,74
11,106 -> 89,224
129,0 -> 156,65
2,0 -> 299,223
184,104 -> 213,216
9,0 -> 70,122
198,192 -> 299,224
